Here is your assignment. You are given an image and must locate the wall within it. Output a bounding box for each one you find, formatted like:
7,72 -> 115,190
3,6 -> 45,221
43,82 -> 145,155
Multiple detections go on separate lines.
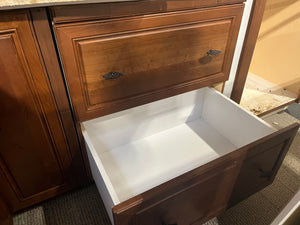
249,0 -> 300,97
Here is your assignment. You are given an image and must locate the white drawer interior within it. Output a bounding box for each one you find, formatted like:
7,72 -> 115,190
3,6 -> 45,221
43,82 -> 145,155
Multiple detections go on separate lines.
82,87 -> 275,222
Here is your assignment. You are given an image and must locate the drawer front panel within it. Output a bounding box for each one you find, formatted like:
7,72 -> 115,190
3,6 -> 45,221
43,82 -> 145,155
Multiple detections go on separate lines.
55,5 -> 244,121
79,20 -> 230,106
112,155 -> 243,225
135,163 -> 238,225
229,123 -> 300,206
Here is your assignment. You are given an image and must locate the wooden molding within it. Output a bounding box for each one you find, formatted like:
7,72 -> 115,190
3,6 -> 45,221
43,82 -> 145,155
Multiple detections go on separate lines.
30,8 -> 92,182
230,0 -> 268,103
50,0 -> 245,24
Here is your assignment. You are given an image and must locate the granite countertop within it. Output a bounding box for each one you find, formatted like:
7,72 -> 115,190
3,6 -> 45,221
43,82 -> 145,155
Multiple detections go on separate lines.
0,0 -> 137,10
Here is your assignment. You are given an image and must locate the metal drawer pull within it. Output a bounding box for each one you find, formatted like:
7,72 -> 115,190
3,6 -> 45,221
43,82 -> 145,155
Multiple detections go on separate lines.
259,168 -> 273,178
162,222 -> 178,225
103,71 -> 123,79
207,49 -> 222,56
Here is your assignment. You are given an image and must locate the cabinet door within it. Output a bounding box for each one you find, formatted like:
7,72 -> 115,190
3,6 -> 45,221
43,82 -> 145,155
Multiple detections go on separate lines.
229,123 -> 299,206
0,10 -> 84,211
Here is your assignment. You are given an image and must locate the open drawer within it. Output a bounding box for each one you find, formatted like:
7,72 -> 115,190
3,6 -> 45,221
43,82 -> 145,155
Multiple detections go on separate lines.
82,87 -> 299,225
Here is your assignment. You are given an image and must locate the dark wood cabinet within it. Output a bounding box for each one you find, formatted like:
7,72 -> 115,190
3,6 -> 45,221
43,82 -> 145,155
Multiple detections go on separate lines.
53,3 -> 244,121
49,1 -> 299,225
113,155 -> 243,225
0,1 -> 298,224
0,10 -> 86,212
82,86 -> 299,225
229,123 -> 299,206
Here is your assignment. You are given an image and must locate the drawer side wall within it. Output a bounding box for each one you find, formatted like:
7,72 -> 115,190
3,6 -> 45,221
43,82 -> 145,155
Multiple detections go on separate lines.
201,88 -> 275,147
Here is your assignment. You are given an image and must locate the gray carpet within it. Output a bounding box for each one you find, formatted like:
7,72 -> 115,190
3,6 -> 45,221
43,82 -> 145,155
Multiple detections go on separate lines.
286,103 -> 300,120
13,111 -> 300,225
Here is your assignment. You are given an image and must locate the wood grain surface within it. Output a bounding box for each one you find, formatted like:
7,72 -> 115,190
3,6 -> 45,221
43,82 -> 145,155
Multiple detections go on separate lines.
51,0 -> 245,24
229,123 -> 300,206
54,4 -> 244,121
230,0 -> 267,103
110,123 -> 299,225
0,10 -> 85,212
112,150 -> 245,225
30,7 -> 91,184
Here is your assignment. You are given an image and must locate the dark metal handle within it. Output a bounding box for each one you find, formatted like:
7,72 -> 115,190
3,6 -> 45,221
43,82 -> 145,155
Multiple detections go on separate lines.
259,168 -> 273,178
207,49 -> 222,56
103,71 -> 123,79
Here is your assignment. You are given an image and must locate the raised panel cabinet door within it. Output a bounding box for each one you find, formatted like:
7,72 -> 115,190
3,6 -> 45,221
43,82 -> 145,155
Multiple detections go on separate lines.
0,10 -> 84,211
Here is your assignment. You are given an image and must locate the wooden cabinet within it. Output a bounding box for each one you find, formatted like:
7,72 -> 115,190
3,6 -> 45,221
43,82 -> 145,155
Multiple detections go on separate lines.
53,3 -> 244,121
50,1 -> 299,225
81,87 -> 299,225
0,0 -> 298,223
0,10 -> 86,212
114,156 -> 242,225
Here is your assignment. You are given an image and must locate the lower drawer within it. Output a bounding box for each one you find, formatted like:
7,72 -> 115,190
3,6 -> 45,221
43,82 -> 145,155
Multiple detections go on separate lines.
82,87 -> 299,225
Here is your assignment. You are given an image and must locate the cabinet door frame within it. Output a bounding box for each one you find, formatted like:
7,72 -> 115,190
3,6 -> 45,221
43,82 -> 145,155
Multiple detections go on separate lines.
0,9 -> 87,212
30,8 -> 92,183
230,0 -> 268,103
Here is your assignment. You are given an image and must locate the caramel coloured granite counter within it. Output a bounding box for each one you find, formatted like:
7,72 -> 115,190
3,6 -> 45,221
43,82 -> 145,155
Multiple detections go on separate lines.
0,0 -> 137,10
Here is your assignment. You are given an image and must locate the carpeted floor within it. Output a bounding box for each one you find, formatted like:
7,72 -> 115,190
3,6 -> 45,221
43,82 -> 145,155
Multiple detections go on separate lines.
13,110 -> 300,225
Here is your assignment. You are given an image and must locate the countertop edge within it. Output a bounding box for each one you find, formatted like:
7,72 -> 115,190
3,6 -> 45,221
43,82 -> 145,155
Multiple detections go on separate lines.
0,0 -> 138,11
